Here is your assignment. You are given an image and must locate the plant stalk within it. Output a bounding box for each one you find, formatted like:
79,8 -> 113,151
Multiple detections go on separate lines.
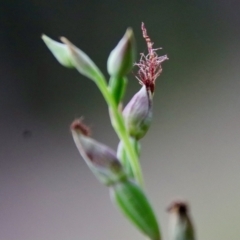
93,74 -> 143,186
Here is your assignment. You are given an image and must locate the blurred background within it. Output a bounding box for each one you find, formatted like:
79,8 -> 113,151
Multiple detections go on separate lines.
1,1 -> 240,239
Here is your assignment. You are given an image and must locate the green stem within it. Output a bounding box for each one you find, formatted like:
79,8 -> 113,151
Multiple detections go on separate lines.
94,73 -> 143,186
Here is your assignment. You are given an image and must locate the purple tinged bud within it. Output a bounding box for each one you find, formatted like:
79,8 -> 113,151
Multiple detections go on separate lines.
122,23 -> 168,139
123,85 -> 152,139
107,28 -> 136,77
71,119 -> 127,186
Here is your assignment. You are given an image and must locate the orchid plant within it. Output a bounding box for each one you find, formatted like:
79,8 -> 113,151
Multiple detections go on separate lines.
42,23 -> 195,240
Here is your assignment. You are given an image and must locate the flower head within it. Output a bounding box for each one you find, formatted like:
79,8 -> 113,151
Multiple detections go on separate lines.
122,23 -> 168,139
135,23 -> 168,94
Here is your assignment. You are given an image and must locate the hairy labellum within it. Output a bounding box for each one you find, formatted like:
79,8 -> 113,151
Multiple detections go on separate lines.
135,23 -> 168,94
123,23 -> 168,139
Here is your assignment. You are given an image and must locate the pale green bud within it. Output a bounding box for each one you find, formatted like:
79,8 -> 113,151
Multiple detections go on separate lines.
107,28 -> 136,77
123,85 -> 153,139
42,34 -> 74,68
117,139 -> 140,178
42,35 -> 104,82
71,119 -> 126,186
117,140 -> 133,178
110,180 -> 161,240
60,37 -> 104,82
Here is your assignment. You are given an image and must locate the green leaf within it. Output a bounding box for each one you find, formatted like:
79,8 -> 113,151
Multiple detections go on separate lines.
111,180 -> 161,240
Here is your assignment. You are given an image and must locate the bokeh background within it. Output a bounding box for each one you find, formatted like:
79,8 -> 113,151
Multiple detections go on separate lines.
1,1 -> 240,240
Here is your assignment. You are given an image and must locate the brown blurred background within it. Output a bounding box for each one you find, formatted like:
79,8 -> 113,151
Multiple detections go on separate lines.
1,1 -> 240,239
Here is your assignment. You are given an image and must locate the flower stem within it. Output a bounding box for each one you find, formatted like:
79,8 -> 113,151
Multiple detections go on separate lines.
93,73 -> 143,186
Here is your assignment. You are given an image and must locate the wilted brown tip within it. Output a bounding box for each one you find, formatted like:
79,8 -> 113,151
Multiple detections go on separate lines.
70,119 -> 91,136
167,200 -> 189,214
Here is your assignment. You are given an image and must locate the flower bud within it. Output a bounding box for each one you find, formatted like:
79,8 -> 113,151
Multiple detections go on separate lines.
122,23 -> 168,139
110,180 -> 161,240
42,34 -> 74,68
117,139 -> 140,178
117,140 -> 133,178
107,28 -> 136,77
71,119 -> 127,186
123,85 -> 153,139
167,201 -> 195,240
42,35 -> 104,82
60,37 -> 104,82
